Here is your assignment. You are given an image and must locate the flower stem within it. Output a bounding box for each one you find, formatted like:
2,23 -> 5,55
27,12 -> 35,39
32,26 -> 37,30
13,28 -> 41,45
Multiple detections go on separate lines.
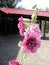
20,53 -> 27,64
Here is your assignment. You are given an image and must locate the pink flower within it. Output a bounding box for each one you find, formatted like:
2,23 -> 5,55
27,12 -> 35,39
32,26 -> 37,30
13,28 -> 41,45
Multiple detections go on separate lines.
18,17 -> 24,30
9,60 -> 22,65
30,23 -> 41,33
18,23 -> 24,36
21,32 -> 41,54
18,16 -> 24,23
24,23 -> 41,39
18,22 -> 24,30
19,28 -> 24,36
18,17 -> 24,36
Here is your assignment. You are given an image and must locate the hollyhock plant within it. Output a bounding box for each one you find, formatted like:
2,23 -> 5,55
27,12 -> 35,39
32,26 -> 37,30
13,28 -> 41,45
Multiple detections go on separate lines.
9,5 -> 41,65
18,17 -> 41,54
9,60 -> 22,65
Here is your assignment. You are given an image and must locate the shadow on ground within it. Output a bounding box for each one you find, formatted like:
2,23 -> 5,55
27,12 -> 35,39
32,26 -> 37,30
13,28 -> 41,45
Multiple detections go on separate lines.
0,34 -> 23,65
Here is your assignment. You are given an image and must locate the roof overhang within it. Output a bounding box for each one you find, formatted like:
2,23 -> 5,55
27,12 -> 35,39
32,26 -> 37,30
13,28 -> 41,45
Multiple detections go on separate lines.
0,8 -> 49,20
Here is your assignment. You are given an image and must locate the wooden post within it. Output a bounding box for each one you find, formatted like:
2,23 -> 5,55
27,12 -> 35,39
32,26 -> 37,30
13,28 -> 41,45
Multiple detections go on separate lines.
2,16 -> 7,35
4,15 -> 8,35
43,20 -> 46,39
40,20 -> 42,30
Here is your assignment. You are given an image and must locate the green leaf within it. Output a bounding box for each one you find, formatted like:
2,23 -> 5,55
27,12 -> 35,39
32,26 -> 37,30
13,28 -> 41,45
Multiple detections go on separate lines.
32,4 -> 37,9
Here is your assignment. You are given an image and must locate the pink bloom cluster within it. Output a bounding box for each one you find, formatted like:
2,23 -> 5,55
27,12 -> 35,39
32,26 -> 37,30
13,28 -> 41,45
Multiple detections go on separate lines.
9,60 -> 22,65
18,17 -> 41,54
24,23 -> 41,38
18,17 -> 24,36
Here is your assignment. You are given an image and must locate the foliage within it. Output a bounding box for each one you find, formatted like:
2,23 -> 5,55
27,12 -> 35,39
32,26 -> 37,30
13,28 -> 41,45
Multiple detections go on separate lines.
0,0 -> 15,8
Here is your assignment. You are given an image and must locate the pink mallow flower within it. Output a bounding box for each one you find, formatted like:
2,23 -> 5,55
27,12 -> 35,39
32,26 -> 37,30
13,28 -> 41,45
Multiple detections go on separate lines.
18,16 -> 24,30
19,28 -> 24,36
24,23 -> 41,39
18,22 -> 24,30
21,31 -> 41,54
9,60 -> 22,65
18,17 -> 24,36
18,16 -> 24,23
30,23 -> 41,33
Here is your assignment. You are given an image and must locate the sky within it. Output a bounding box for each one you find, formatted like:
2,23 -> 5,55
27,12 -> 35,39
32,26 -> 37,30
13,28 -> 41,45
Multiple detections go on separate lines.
16,0 -> 49,10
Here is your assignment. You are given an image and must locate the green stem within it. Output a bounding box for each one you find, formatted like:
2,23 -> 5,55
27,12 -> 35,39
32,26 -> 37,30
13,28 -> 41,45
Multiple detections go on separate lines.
20,53 -> 27,64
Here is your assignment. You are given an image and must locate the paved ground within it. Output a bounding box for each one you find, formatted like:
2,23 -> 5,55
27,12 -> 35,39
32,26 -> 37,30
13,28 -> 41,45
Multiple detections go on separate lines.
0,34 -> 49,65
0,34 -> 23,65
17,34 -> 49,65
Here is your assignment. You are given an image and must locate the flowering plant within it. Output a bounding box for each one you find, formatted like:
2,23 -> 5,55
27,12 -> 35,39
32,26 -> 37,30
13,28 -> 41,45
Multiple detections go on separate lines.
9,5 -> 41,65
